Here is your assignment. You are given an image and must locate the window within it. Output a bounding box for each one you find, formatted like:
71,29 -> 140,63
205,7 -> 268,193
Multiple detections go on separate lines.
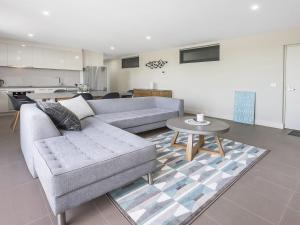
180,44 -> 220,64
122,56 -> 139,68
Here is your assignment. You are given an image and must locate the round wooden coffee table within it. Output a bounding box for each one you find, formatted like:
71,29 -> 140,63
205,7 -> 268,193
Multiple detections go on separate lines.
166,116 -> 230,161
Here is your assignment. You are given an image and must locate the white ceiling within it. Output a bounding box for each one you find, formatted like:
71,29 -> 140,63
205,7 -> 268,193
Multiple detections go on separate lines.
0,0 -> 299,58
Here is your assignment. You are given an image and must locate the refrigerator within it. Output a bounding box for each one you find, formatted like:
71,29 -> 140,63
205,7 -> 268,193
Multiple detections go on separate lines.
83,66 -> 108,91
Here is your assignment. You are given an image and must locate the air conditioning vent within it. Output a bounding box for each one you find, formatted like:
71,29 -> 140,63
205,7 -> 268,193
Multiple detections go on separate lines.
180,44 -> 220,64
122,56 -> 139,68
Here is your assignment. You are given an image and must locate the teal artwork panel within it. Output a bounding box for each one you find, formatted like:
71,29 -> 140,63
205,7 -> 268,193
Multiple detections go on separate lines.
234,91 -> 256,124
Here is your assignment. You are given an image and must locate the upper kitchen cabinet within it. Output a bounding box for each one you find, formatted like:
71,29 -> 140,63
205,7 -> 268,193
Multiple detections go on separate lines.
0,43 -> 7,66
33,47 -> 82,70
64,50 -> 83,70
33,47 -> 64,69
0,39 -> 83,70
32,47 -> 49,68
7,44 -> 33,67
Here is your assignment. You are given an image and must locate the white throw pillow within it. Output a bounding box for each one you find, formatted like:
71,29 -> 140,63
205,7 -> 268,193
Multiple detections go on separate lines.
59,95 -> 95,120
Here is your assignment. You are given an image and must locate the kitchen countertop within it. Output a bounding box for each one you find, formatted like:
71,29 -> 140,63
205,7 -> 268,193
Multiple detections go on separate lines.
27,91 -> 108,100
27,91 -> 132,100
0,85 -> 77,89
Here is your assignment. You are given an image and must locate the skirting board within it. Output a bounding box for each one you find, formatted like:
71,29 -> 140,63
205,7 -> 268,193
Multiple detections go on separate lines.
0,111 -> 15,117
254,120 -> 284,129
185,109 -> 284,129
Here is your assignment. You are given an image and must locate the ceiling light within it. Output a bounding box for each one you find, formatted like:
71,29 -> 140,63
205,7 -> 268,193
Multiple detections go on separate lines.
110,46 -> 115,50
251,4 -> 260,11
146,36 -> 152,40
21,44 -> 26,47
74,55 -> 79,59
42,11 -> 50,16
27,33 -> 34,37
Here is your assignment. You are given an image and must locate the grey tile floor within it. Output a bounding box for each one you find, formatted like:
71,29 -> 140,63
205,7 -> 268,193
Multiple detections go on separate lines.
1,115 -> 300,225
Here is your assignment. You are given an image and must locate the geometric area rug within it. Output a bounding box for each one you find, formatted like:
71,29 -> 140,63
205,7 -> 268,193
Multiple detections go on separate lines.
108,131 -> 269,225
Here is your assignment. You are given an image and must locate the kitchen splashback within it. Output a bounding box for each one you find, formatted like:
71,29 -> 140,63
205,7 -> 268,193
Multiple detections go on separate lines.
0,67 -> 80,87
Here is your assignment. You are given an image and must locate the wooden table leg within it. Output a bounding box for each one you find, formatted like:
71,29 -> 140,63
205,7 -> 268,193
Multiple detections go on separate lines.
171,131 -> 179,145
192,135 -> 204,155
170,131 -> 187,148
197,135 -> 225,157
12,111 -> 20,132
186,134 -> 194,161
10,111 -> 18,129
198,135 -> 205,147
215,136 -> 225,157
171,132 -> 196,161
170,132 -> 224,161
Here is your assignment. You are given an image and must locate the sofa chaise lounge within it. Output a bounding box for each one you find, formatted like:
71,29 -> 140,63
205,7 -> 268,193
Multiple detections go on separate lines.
20,97 -> 184,225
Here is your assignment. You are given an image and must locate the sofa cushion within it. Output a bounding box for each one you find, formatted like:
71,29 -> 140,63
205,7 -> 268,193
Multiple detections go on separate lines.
33,117 -> 156,197
59,95 -> 95,120
87,97 -> 156,114
36,102 -> 81,131
94,108 -> 178,129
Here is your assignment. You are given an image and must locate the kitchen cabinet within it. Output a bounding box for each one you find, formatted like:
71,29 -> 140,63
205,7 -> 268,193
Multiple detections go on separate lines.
0,91 -> 11,113
133,89 -> 172,98
64,50 -> 83,70
0,43 -> 7,66
34,88 -> 57,94
33,47 -> 62,69
0,40 -> 83,70
33,47 -> 82,70
32,47 -> 50,69
46,48 -> 67,70
7,44 -> 33,67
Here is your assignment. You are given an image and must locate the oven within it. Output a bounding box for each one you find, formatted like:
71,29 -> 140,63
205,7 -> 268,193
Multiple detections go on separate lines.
11,90 -> 34,98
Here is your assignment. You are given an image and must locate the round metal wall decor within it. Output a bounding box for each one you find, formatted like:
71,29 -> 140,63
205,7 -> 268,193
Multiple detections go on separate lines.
145,59 -> 168,69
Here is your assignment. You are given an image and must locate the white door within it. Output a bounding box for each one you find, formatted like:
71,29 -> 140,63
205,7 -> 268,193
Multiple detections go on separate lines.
285,44 -> 300,130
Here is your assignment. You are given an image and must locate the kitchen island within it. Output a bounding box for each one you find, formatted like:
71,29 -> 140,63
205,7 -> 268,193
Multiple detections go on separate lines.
27,91 -> 108,101
27,91 -> 133,102
0,85 -> 78,113
0,86 -> 132,113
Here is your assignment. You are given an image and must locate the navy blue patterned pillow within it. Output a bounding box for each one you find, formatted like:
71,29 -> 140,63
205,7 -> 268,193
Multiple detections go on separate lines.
37,102 -> 81,131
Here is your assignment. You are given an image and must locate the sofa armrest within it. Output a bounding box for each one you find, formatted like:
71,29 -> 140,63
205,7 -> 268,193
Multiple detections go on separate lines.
20,103 -> 61,177
154,97 -> 184,117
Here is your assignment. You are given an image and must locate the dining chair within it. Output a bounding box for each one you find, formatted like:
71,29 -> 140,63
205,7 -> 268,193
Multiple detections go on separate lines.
102,92 -> 120,99
72,93 -> 94,100
7,94 -> 35,132
54,89 -> 67,93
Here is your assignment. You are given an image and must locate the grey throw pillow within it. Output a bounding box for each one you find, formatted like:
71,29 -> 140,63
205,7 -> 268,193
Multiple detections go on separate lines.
37,102 -> 81,131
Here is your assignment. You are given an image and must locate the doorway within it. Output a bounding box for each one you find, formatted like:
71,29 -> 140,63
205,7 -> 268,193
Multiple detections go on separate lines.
285,44 -> 300,130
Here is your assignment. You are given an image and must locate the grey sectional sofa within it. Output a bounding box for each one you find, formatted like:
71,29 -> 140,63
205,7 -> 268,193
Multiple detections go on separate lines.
20,97 -> 184,225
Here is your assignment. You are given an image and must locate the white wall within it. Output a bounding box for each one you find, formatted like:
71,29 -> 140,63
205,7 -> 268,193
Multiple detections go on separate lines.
83,50 -> 104,67
105,29 -> 300,129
